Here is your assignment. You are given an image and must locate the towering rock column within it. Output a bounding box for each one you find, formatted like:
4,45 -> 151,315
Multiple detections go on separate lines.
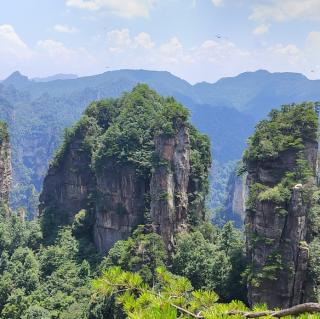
0,122 -> 12,212
150,126 -> 190,252
244,103 -> 319,309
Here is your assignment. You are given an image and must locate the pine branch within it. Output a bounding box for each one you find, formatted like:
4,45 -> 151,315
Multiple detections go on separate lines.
227,303 -> 320,318
170,303 -> 204,318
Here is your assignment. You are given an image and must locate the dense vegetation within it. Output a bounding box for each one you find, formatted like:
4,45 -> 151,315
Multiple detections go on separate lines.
0,202 -> 249,318
243,103 -> 319,162
1,210 -> 318,318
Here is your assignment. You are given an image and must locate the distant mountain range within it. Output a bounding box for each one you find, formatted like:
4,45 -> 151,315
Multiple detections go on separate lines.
0,69 -> 319,217
32,73 -> 78,82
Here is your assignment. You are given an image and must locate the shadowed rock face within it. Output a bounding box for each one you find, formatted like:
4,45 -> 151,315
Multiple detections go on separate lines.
0,122 -> 12,210
245,141 -> 318,309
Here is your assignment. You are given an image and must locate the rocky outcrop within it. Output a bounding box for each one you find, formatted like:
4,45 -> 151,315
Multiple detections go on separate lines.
0,122 -> 12,210
39,85 -> 210,253
244,103 -> 319,309
150,127 -> 190,251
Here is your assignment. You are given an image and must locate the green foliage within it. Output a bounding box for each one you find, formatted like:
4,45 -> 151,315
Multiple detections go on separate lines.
91,85 -> 198,178
173,230 -> 231,294
92,266 -> 225,319
91,265 -> 318,318
72,209 -> 95,240
246,252 -> 283,288
244,102 -> 318,162
100,226 -> 167,285
0,215 -> 95,318
50,114 -> 101,169
154,96 -> 189,136
246,183 -> 268,211
172,222 -> 246,302
0,121 -> 9,143
257,184 -> 291,204
188,126 -> 212,225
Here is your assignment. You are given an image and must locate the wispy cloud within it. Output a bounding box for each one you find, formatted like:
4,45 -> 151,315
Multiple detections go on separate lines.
253,24 -> 269,36
65,0 -> 156,18
211,0 -> 224,7
250,0 -> 320,24
53,24 -> 78,34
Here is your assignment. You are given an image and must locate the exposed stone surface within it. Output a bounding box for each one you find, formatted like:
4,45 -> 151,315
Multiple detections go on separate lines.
94,160 -> 146,253
0,122 -> 12,209
150,126 -> 190,251
245,142 -> 318,308
221,171 -> 247,225
40,125 -> 195,254
39,135 -> 96,225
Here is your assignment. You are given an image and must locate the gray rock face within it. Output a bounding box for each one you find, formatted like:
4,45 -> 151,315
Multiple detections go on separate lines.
0,125 -> 11,208
150,127 -> 190,251
223,172 -> 248,224
94,160 -> 146,254
39,137 -> 96,224
40,124 -> 198,254
232,175 -> 247,220
245,143 -> 318,308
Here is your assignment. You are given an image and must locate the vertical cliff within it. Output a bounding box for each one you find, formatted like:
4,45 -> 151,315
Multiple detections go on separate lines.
40,85 -> 211,253
0,122 -> 11,208
150,126 -> 190,251
244,103 -> 319,308
94,160 -> 147,252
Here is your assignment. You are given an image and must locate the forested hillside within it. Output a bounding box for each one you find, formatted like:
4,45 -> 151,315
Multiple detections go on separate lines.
0,89 -> 320,318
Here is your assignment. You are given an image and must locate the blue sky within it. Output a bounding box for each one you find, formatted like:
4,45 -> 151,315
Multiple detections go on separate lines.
1,0 -> 320,83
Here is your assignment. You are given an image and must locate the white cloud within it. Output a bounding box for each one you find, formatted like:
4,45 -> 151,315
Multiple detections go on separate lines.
160,37 -> 183,55
107,29 -> 132,52
134,32 -> 155,49
211,0 -> 224,6
0,24 -> 33,59
1,23 -> 320,84
53,24 -> 78,34
106,29 -> 155,52
306,31 -> 320,53
253,24 -> 269,36
65,0 -> 155,18
36,39 -> 75,59
250,0 -> 320,24
305,31 -> 320,74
